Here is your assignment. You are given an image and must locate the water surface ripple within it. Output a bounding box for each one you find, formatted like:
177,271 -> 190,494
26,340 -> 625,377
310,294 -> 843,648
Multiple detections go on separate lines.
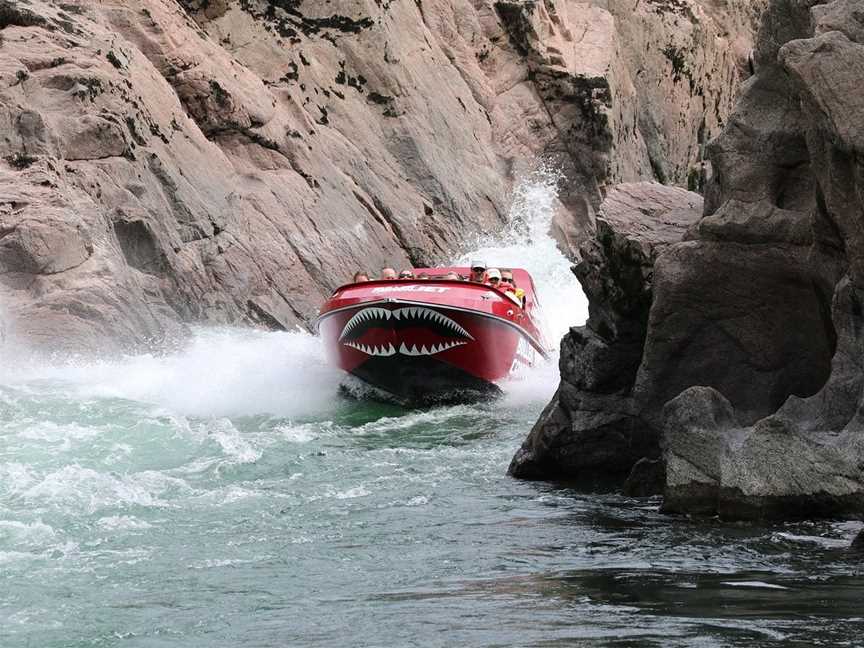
2,169 -> 863,646
1,334 -> 862,647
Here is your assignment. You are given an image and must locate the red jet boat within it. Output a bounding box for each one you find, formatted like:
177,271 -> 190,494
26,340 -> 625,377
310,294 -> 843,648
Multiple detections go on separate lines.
316,267 -> 551,404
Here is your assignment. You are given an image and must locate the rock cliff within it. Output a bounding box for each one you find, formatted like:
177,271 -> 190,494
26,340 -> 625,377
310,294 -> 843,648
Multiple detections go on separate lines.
509,181 -> 704,485
0,0 -> 762,351
512,0 -> 864,522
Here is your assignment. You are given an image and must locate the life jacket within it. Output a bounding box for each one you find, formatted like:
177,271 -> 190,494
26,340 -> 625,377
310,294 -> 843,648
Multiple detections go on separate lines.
498,281 -> 522,306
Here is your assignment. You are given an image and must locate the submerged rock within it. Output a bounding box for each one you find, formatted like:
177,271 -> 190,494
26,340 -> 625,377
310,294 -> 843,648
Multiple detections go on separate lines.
622,457 -> 665,498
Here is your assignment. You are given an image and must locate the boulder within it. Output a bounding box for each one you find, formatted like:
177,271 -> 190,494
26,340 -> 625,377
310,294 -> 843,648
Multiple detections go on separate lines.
509,182 -> 703,481
517,0 -> 864,522
661,386 -> 737,515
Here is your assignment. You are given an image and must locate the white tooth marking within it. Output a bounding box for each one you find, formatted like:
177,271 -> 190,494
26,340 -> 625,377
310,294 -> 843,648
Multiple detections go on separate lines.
340,307 -> 400,340
346,305 -> 476,352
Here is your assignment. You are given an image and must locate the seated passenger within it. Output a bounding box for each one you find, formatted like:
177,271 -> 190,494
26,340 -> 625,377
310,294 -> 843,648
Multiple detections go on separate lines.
498,278 -> 522,305
485,268 -> 502,286
353,271 -> 370,283
500,268 -> 525,305
469,260 -> 487,283
380,267 -> 397,280
443,271 -> 460,280
417,272 -> 431,280
398,269 -> 415,279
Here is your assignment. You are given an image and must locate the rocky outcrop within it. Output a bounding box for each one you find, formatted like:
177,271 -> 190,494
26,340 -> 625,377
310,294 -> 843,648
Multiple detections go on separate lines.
515,0 -> 864,521
509,182 -> 703,484
0,0 -> 762,352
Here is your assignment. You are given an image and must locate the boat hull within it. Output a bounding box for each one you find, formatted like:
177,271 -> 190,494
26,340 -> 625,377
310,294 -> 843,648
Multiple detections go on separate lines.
317,283 -> 546,405
346,354 -> 501,404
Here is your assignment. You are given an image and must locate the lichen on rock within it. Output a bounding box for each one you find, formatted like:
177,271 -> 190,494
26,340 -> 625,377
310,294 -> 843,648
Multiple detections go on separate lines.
0,0 -> 762,354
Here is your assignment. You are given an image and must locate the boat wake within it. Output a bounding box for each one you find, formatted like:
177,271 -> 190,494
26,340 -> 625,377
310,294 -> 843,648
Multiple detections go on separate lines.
0,165 -> 584,415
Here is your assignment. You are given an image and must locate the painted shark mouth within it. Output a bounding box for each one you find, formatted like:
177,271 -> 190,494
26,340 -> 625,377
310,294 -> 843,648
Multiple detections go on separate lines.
339,306 -> 473,357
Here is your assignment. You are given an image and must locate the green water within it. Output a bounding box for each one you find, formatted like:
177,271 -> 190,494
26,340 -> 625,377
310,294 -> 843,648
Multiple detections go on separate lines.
3,171 -> 864,646
1,329 -> 863,648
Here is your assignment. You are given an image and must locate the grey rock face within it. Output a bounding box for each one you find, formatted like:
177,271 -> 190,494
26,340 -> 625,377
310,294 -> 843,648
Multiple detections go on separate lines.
509,182 -> 703,482
663,383 -> 864,520
637,241 -> 834,426
622,457 -> 665,498
517,0 -> 864,521
0,0 -> 762,353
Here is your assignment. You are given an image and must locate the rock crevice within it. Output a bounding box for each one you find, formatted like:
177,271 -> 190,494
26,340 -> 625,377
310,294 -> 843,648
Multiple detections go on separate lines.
514,0 -> 864,522
0,0 -> 762,352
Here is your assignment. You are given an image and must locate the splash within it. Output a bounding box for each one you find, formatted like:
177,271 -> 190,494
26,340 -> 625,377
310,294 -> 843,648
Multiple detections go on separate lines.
457,164 -> 588,404
0,163 -> 585,416
0,328 -> 342,419
456,164 -> 588,343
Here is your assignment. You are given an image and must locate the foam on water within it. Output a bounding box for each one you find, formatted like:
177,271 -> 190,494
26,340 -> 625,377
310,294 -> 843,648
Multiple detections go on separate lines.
96,515 -> 153,531
1,328 -> 342,419
0,166 -> 581,420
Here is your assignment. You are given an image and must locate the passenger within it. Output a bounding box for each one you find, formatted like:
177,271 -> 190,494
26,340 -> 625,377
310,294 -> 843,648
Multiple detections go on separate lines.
485,268 -> 502,286
499,268 -> 525,306
418,272 -> 431,280
469,260 -> 487,283
444,271 -> 460,280
398,269 -> 415,279
498,276 -> 522,306
380,267 -> 397,280
353,271 -> 370,283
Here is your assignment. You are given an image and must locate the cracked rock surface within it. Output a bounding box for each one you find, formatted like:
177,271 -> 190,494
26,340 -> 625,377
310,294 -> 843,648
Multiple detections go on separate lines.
0,0 -> 761,351
514,0 -> 864,523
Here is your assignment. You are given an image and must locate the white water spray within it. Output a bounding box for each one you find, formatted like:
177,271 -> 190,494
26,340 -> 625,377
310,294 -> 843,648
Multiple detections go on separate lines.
456,165 -> 589,405
457,165 -> 588,343
0,165 -> 586,416
0,329 -> 341,419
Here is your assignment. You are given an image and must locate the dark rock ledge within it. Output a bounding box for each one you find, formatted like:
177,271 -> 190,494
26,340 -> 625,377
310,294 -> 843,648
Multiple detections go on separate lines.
509,181 -> 703,487
512,0 -> 864,546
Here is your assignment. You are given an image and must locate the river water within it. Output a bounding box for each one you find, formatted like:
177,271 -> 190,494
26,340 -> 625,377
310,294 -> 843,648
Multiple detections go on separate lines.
2,172 -> 863,647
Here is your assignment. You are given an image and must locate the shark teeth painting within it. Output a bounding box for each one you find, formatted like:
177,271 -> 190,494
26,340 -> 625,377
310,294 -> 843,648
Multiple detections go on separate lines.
338,306 -> 473,356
